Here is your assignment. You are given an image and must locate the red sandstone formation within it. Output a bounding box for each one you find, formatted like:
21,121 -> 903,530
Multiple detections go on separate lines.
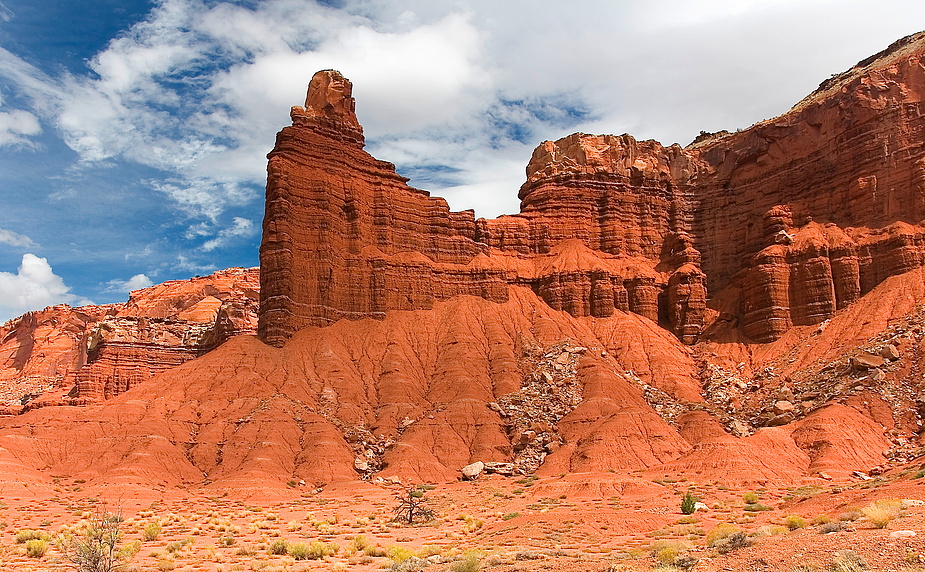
260,33 -> 925,347
0,267 -> 258,410
2,36 -> 925,490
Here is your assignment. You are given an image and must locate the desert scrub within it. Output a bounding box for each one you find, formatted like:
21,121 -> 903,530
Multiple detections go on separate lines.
25,538 -> 48,557
268,539 -> 288,555
861,499 -> 903,528
744,502 -> 773,512
388,545 -> 415,563
750,524 -> 787,537
831,550 -> 867,572
742,492 -> 759,504
502,512 -> 520,521
784,515 -> 807,530
707,524 -> 750,554
680,492 -> 697,515
16,529 -> 51,543
450,552 -> 481,572
143,522 -> 162,541
306,541 -> 339,560
219,535 -> 235,546
651,540 -> 689,565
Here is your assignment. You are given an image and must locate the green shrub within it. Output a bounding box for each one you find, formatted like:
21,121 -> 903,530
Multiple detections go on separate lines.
680,492 -> 697,515
389,545 -> 415,563
502,512 -> 520,521
143,522 -> 162,542
269,539 -> 288,555
706,523 -> 741,546
742,492 -> 759,504
744,503 -> 773,512
25,538 -> 48,557
16,529 -> 50,543
306,541 -> 338,559
289,542 -> 310,560
784,515 -> 807,530
351,535 -> 370,552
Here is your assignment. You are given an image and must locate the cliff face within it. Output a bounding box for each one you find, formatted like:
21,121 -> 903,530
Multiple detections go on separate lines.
0,267 -> 259,410
258,73 -> 707,346
260,33 -> 925,346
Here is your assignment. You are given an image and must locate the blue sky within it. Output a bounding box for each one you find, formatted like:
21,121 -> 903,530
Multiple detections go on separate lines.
0,0 -> 923,321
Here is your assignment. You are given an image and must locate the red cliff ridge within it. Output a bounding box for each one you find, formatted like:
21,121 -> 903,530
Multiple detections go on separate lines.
0,36 -> 923,491
0,267 -> 258,410
259,33 -> 925,348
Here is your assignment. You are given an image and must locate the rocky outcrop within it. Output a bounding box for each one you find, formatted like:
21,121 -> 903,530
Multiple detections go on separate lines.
260,32 -> 925,345
258,72 -> 707,346
0,267 -> 259,409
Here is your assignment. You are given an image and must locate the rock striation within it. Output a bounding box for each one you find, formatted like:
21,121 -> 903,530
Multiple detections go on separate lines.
0,267 -> 259,410
260,32 -> 925,346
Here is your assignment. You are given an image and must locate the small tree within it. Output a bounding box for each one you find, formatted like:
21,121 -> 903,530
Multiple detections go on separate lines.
393,487 -> 434,524
681,491 -> 698,515
68,507 -> 124,572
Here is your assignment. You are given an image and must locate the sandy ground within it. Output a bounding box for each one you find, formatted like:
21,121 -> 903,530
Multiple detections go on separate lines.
0,466 -> 922,572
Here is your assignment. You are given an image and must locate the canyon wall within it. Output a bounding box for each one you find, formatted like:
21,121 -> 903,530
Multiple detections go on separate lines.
0,267 -> 259,409
260,33 -> 925,345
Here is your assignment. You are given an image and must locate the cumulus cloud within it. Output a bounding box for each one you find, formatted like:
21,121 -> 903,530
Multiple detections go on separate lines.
104,273 -> 154,294
0,228 -> 36,248
0,254 -> 92,322
1,0 -> 925,224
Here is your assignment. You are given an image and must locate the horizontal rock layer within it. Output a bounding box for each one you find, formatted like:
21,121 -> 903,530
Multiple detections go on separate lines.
0,267 -> 259,409
260,33 -> 925,345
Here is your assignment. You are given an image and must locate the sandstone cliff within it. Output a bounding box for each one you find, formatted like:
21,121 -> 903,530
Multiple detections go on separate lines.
0,267 -> 259,410
260,32 -> 925,346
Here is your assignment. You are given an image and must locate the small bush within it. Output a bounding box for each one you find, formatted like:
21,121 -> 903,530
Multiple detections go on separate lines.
861,499 -> 902,528
713,532 -> 750,554
744,503 -> 773,512
351,535 -> 370,552
306,541 -> 338,560
143,522 -> 162,541
742,492 -> 759,504
269,539 -> 288,555
819,521 -> 845,534
451,553 -> 481,572
219,535 -> 235,547
812,514 -> 832,525
784,515 -> 807,530
117,539 -> 141,559
25,538 -> 48,557
831,550 -> 867,572
750,524 -> 787,537
680,492 -> 697,515
651,540 -> 688,565
502,512 -> 520,521
16,529 -> 50,543
389,545 -> 415,563
677,516 -> 698,525
706,523 -> 742,547
289,542 -> 309,560
392,555 -> 429,572
838,509 -> 862,522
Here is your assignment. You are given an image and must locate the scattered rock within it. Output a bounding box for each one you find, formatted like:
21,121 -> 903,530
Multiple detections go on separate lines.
880,344 -> 900,360
889,530 -> 917,539
460,461 -> 485,481
851,352 -> 885,369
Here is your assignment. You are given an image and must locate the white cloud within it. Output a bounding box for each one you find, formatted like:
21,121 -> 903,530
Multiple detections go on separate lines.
104,273 -> 154,293
0,254 -> 92,323
0,108 -> 40,146
2,0 -> 925,225
202,217 -> 256,251
0,228 -> 36,248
